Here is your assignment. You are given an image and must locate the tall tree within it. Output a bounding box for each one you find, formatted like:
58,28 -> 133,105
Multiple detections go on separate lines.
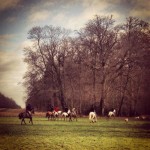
24,26 -> 70,110
79,15 -> 119,115
114,17 -> 149,116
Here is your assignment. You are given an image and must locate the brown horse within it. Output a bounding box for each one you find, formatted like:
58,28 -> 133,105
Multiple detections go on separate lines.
46,111 -> 56,120
18,109 -> 34,125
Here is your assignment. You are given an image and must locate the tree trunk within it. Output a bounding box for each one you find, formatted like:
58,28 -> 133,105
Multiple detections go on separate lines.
117,71 -> 130,116
100,79 -> 105,115
59,90 -> 66,110
100,97 -> 104,115
117,95 -> 125,116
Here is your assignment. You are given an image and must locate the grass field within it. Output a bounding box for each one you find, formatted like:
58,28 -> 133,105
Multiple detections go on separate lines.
0,112 -> 150,150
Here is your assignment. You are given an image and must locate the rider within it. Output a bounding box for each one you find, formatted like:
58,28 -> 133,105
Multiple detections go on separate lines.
54,106 -> 59,112
72,108 -> 76,113
26,103 -> 33,116
64,106 -> 68,113
48,103 -> 54,112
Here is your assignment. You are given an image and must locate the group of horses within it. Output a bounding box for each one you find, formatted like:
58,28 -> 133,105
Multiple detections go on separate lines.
46,108 -> 77,121
18,107 -> 116,125
18,108 -> 77,125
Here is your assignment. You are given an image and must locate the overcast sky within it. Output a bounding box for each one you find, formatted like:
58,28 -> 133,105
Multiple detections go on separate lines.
0,0 -> 149,108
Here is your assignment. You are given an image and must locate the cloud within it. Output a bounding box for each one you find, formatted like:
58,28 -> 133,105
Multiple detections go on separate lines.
23,0 -> 124,31
0,38 -> 31,77
54,0 -> 121,30
0,50 -> 25,77
0,43 -> 27,108
0,34 -> 14,40
28,10 -> 51,23
130,0 -> 150,21
5,16 -> 17,23
0,34 -> 14,46
43,0 -> 102,30
0,32 -> 32,108
0,0 -> 21,11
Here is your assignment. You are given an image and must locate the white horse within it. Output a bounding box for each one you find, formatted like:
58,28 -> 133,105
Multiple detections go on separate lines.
52,110 -> 62,120
108,109 -> 116,117
57,110 -> 62,115
55,110 -> 62,120
61,109 -> 71,121
89,111 -> 97,123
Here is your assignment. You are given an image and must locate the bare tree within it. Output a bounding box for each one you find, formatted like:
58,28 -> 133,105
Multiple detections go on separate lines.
24,26 -> 70,110
23,16 -> 150,115
113,17 -> 149,116
78,15 -> 119,115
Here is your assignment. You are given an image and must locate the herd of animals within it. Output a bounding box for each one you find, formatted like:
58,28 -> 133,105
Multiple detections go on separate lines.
46,108 -> 78,122
18,107 -> 117,125
18,104 -> 150,125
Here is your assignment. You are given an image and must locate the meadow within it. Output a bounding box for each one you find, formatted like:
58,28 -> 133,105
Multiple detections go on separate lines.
0,110 -> 150,150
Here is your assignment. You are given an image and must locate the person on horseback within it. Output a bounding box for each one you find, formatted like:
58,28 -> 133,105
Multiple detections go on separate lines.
54,106 -> 59,112
48,103 -> 54,112
26,103 -> 33,117
64,106 -> 68,113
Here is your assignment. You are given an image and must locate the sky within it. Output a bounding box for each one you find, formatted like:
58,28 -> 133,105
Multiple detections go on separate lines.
0,0 -> 150,108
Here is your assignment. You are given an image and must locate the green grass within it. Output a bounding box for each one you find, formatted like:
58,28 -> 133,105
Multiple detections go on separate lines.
0,117 -> 150,150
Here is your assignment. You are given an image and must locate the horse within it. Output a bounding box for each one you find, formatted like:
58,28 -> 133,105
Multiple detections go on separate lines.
61,109 -> 71,121
46,110 -> 62,120
61,108 -> 77,121
46,111 -> 56,120
69,108 -> 77,121
61,112 -> 68,120
57,110 -> 62,116
54,110 -> 62,120
89,111 -> 97,123
108,109 -> 116,118
18,108 -> 34,125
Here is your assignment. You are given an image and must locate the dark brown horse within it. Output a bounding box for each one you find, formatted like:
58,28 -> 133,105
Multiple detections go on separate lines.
46,111 -> 56,120
18,109 -> 34,125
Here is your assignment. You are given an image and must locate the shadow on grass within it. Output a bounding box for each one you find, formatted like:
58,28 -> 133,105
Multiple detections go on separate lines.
0,122 -> 150,138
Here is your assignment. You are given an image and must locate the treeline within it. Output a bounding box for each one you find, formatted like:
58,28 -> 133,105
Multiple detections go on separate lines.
24,15 -> 150,116
0,92 -> 21,109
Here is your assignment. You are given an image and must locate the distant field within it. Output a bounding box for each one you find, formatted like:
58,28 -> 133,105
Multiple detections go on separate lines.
0,109 -> 150,150
0,108 -> 45,117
